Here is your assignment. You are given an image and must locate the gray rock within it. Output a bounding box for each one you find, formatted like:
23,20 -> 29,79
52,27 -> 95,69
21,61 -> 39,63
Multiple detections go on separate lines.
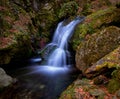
0,68 -> 13,88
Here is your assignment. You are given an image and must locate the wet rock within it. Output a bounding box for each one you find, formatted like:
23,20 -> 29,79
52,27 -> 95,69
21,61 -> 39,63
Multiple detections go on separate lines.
0,68 -> 13,88
75,26 -> 120,73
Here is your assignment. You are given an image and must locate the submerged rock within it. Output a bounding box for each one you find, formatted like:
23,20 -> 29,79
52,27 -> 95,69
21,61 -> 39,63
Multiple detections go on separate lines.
76,26 -> 120,73
0,68 -> 13,88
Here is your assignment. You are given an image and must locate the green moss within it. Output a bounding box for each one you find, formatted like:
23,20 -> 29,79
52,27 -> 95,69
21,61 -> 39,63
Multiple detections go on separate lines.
107,79 -> 120,93
71,7 -> 120,50
82,3 -> 92,15
111,69 -> 120,81
59,84 -> 76,99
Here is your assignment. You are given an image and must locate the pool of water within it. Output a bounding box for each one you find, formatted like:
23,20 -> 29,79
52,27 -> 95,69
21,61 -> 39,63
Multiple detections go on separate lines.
0,56 -> 80,99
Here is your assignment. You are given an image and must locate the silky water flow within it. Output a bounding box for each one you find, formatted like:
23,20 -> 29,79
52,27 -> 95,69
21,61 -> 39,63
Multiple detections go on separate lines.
40,17 -> 85,68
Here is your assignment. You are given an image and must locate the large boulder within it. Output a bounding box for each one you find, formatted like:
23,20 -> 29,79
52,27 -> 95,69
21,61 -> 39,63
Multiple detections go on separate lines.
0,68 -> 13,88
0,0 -> 57,64
0,0 -> 35,64
76,26 -> 120,73
71,7 -> 120,50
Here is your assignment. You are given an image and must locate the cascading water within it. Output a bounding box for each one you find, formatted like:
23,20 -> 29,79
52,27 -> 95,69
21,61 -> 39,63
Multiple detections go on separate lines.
42,17 -> 84,67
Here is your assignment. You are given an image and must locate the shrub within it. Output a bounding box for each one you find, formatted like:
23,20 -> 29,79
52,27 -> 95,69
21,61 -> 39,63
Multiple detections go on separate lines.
58,1 -> 78,18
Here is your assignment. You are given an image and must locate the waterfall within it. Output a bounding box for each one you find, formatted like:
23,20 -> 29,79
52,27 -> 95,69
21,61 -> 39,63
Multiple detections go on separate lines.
42,17 -> 84,67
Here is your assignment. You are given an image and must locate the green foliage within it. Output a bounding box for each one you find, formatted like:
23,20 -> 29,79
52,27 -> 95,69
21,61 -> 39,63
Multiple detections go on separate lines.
58,1 -> 78,18
82,3 -> 91,15
71,22 -> 95,50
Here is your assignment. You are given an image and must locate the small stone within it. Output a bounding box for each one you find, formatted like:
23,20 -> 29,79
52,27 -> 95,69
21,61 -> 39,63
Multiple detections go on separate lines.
39,85 -> 45,89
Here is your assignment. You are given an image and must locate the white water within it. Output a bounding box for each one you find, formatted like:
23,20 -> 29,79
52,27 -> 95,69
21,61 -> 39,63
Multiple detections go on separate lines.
42,17 -> 84,67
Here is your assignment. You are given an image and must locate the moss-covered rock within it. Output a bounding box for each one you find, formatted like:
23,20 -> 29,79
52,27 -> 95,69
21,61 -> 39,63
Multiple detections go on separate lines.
71,7 -> 120,50
85,46 -> 120,78
75,26 -> 120,73
0,0 -> 59,64
0,3 -> 34,64
75,0 -> 120,16
59,78 -> 114,99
